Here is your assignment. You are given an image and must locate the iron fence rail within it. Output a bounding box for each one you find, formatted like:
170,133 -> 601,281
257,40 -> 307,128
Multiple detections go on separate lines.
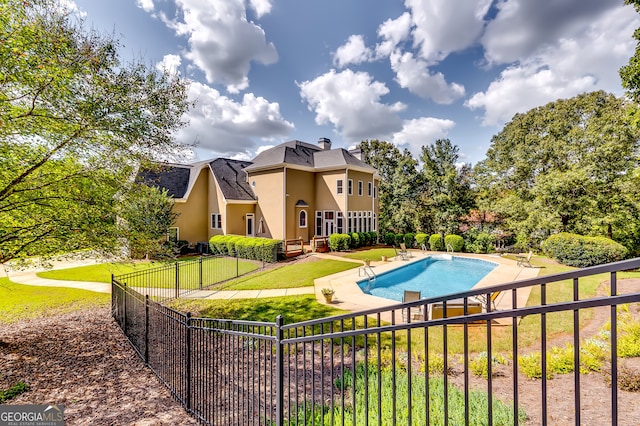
112,257 -> 640,425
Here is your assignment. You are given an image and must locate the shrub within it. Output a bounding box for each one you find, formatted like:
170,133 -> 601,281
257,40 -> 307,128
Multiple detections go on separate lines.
368,231 -> 378,245
619,317 -> 640,358
208,235 -> 280,262
415,233 -> 428,248
395,233 -> 405,246
384,232 -> 396,246
358,232 -> 367,247
403,233 -> 415,248
469,352 -> 507,379
467,232 -> 496,254
329,233 -> 351,251
349,232 -> 360,248
444,234 -> 464,252
429,234 -> 443,251
541,232 -> 628,267
518,352 -> 546,379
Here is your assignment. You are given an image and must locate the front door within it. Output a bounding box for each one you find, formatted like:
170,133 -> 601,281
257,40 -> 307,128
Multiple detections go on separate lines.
323,211 -> 334,236
246,213 -> 255,237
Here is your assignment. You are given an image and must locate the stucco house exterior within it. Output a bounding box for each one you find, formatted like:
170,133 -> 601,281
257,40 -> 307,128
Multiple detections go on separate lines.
139,138 -> 380,246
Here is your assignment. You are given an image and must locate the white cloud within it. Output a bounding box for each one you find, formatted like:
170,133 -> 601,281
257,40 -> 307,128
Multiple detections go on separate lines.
248,0 -> 272,18
375,12 -> 412,58
174,82 -> 294,156
136,0 -> 154,13
467,4 -> 639,126
333,35 -> 374,68
392,117 -> 456,157
298,69 -> 406,143
155,54 -> 182,75
163,0 -> 277,93
390,51 -> 465,104
482,0 -> 619,65
406,0 -> 491,62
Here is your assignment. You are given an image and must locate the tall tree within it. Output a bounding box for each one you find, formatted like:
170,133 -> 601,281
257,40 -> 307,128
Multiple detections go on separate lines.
0,0 -> 190,263
359,139 -> 421,233
620,0 -> 640,102
474,91 -> 640,249
419,139 -> 474,235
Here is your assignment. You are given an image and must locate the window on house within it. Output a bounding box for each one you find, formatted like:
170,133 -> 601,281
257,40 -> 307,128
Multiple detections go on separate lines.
258,218 -> 264,234
367,211 -> 372,232
368,182 -> 372,196
316,211 -> 322,236
167,227 -> 179,242
348,179 -> 353,195
337,212 -> 344,234
347,211 -> 352,233
373,213 -> 377,231
211,213 -> 222,230
336,179 -> 343,194
358,180 -> 363,196
374,186 -> 377,199
299,210 -> 307,228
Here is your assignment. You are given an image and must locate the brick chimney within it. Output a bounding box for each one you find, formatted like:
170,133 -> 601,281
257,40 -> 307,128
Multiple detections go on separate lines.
317,137 -> 332,150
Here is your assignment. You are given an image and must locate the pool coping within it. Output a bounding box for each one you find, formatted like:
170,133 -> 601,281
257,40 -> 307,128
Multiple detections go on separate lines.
313,250 -> 540,319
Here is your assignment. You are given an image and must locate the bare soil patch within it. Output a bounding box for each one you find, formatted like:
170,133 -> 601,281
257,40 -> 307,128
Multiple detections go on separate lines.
0,309 -> 197,425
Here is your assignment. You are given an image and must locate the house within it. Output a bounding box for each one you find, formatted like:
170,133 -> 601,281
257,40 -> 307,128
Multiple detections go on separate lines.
139,138 -> 380,246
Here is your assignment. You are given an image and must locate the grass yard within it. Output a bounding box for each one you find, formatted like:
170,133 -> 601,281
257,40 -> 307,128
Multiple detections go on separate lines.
37,257 -> 261,288
0,278 -> 110,323
220,258 -> 360,290
342,247 -> 400,262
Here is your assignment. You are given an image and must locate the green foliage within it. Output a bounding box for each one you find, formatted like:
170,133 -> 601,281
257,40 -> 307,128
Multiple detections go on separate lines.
383,232 -> 396,246
0,0 -> 189,263
444,234 -> 464,252
403,232 -> 415,248
349,232 -> 361,248
547,345 -> 575,375
0,382 -> 29,403
469,352 -> 507,379
464,229 -> 496,254
619,313 -> 640,358
415,233 -> 428,247
368,231 -> 378,245
394,233 -> 405,246
429,234 -> 443,251
329,233 -> 351,251
620,0 -> 640,103
541,232 -> 628,267
518,352 -> 546,379
208,235 -> 280,262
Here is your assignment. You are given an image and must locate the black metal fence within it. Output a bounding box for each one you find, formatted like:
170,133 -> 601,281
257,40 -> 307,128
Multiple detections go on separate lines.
112,257 -> 640,425
113,255 -> 264,301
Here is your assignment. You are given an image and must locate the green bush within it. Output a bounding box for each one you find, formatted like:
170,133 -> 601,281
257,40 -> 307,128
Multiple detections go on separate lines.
415,233 -> 428,248
208,235 -> 280,262
368,231 -> 378,245
384,232 -> 396,246
349,232 -> 360,248
429,234 -> 443,251
329,233 -> 351,251
403,233 -> 415,248
444,234 -> 464,252
541,232 -> 628,267
395,233 -> 405,246
467,232 -> 496,254
358,232 -> 367,246
469,352 -> 507,379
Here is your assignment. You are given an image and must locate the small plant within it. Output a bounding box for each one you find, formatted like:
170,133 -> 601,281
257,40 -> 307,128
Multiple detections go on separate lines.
321,288 -> 334,296
0,382 -> 29,403
469,352 -> 507,378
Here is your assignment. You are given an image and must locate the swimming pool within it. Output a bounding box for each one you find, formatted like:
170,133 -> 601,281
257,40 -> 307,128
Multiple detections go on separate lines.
358,255 -> 497,302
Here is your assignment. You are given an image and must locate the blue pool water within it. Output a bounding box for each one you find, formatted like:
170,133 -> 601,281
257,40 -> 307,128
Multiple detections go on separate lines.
358,255 -> 497,302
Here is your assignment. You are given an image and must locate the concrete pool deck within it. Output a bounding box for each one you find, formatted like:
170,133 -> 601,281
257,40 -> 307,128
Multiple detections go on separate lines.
313,250 -> 540,323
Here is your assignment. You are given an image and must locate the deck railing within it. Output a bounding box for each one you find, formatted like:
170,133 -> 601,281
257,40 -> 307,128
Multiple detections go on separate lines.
112,257 -> 640,425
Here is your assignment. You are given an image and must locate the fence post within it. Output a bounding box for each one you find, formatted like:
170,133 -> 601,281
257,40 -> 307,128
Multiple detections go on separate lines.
123,281 -> 127,336
275,315 -> 284,426
185,312 -> 192,412
199,256 -> 203,290
236,251 -> 239,278
175,261 -> 180,299
144,295 -> 149,365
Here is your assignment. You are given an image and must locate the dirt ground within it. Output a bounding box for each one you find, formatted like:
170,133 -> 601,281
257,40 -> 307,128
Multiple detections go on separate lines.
0,309 -> 198,425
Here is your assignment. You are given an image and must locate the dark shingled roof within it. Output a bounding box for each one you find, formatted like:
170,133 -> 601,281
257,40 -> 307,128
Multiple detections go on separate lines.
137,165 -> 191,198
245,140 -> 376,172
209,158 -> 256,201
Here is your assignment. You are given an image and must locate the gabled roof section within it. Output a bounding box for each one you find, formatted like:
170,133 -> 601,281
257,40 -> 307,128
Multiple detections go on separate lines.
209,158 -> 256,201
244,139 -> 377,174
137,164 -> 191,198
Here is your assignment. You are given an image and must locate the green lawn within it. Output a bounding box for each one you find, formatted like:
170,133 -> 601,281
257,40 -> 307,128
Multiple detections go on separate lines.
0,278 -> 110,323
37,257 -> 261,288
342,247 -> 400,262
220,259 -> 360,290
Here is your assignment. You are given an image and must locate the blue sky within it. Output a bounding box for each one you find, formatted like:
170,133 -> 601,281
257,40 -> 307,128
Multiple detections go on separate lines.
69,0 -> 639,165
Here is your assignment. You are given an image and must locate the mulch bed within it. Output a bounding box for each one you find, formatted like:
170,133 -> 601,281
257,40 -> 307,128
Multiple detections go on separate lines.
0,308 -> 198,425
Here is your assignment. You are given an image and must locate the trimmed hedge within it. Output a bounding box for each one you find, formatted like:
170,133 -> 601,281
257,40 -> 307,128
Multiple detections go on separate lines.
403,233 -> 415,248
329,233 -> 351,251
208,235 -> 281,263
384,232 -> 396,246
415,233 -> 428,248
429,234 -> 444,251
444,234 -> 464,252
541,232 -> 627,267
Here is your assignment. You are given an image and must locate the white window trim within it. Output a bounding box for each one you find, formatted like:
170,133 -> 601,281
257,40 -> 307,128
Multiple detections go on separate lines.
299,210 -> 308,228
167,227 -> 179,242
211,213 -> 222,230
336,179 -> 343,195
368,182 -> 372,197
358,180 -> 363,196
348,179 -> 353,195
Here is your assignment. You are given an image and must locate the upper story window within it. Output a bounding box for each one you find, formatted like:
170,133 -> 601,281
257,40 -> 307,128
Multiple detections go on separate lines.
368,182 -> 372,197
348,179 -> 353,195
358,180 -> 363,196
336,179 -> 343,195
211,213 -> 222,230
374,186 -> 377,199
